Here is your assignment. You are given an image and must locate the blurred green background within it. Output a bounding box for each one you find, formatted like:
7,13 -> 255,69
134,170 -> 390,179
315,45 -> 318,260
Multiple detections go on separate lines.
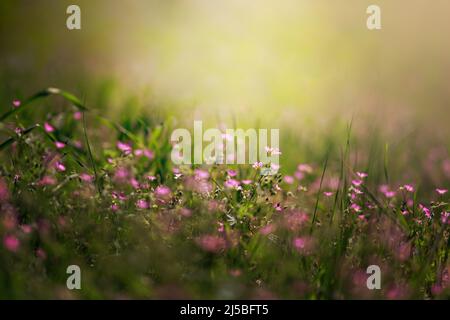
1,0 -> 449,174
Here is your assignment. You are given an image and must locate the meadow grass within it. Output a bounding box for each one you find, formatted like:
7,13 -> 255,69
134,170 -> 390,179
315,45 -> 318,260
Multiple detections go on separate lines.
0,88 -> 448,299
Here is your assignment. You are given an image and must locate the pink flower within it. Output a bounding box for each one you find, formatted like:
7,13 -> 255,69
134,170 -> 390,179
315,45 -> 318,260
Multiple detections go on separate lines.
136,199 -> 149,209
356,172 -> 368,178
436,188 -> 448,195
114,167 -> 130,183
55,162 -> 66,172
130,178 -> 140,189
155,185 -> 172,202
146,175 -> 157,181
21,224 -> 33,234
178,208 -> 192,217
241,179 -> 253,185
73,111 -> 82,120
323,191 -> 333,197
297,164 -> 313,173
3,235 -> 20,252
111,204 -> 119,212
12,99 -> 21,108
292,236 -> 314,254
44,122 -> 55,133
260,224 -> 275,235
284,175 -> 294,184
419,204 -> 432,219
194,169 -> 209,180
39,175 -> 57,186
217,222 -> 225,233
350,203 -> 362,212
441,212 -> 449,224
401,184 -> 414,192
227,169 -> 237,177
352,179 -> 363,187
117,141 -> 132,155
55,141 -> 66,149
252,162 -> 263,169
79,173 -> 93,182
224,179 -> 240,189
196,235 -> 226,253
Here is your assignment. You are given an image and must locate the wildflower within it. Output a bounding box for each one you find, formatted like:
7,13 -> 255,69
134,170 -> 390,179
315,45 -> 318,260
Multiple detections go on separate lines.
273,203 -> 283,212
79,173 -> 93,182
297,164 -> 313,173
294,171 -> 304,180
352,179 -> 363,187
403,184 -> 414,192
130,178 -> 140,189
3,235 -> 20,252
55,162 -> 66,172
356,172 -> 368,178
117,141 -> 132,155
110,204 -> 119,212
146,175 -> 157,182
323,191 -> 333,197
227,169 -> 237,177
113,167 -> 129,183
155,185 -> 172,202
350,203 -> 361,212
284,175 -> 294,184
252,161 -> 263,169
55,141 -> 66,149
20,224 -> 33,234
441,212 -> 449,224
196,235 -> 226,253
292,236 -> 314,254
224,179 -> 240,189
217,222 -> 225,233
73,111 -> 82,120
178,208 -> 192,217
260,224 -> 276,235
419,204 -> 432,219
44,122 -> 55,133
39,175 -> 57,186
241,179 -> 253,185
436,188 -> 448,195
12,99 -> 21,108
136,199 -> 149,209
194,169 -> 209,180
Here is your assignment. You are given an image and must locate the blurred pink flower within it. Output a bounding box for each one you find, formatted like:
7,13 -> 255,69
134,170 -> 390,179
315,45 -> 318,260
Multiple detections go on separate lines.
55,141 -> 66,149
73,111 -> 82,120
227,169 -> 237,177
284,175 -> 294,184
323,191 -> 333,197
194,169 -> 209,180
79,173 -> 93,182
224,179 -> 240,189
117,141 -> 132,155
241,179 -> 253,185
196,235 -> 226,253
436,188 -> 448,195
136,199 -> 149,209
39,175 -> 57,186
252,162 -> 263,169
12,99 -> 21,108
44,122 -> 55,133
356,172 -> 368,178
352,179 -> 363,187
3,235 -> 20,252
402,184 -> 414,193
297,164 -> 313,173
292,236 -> 314,254
55,162 -> 66,172
155,185 -> 172,202
260,224 -> 276,235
